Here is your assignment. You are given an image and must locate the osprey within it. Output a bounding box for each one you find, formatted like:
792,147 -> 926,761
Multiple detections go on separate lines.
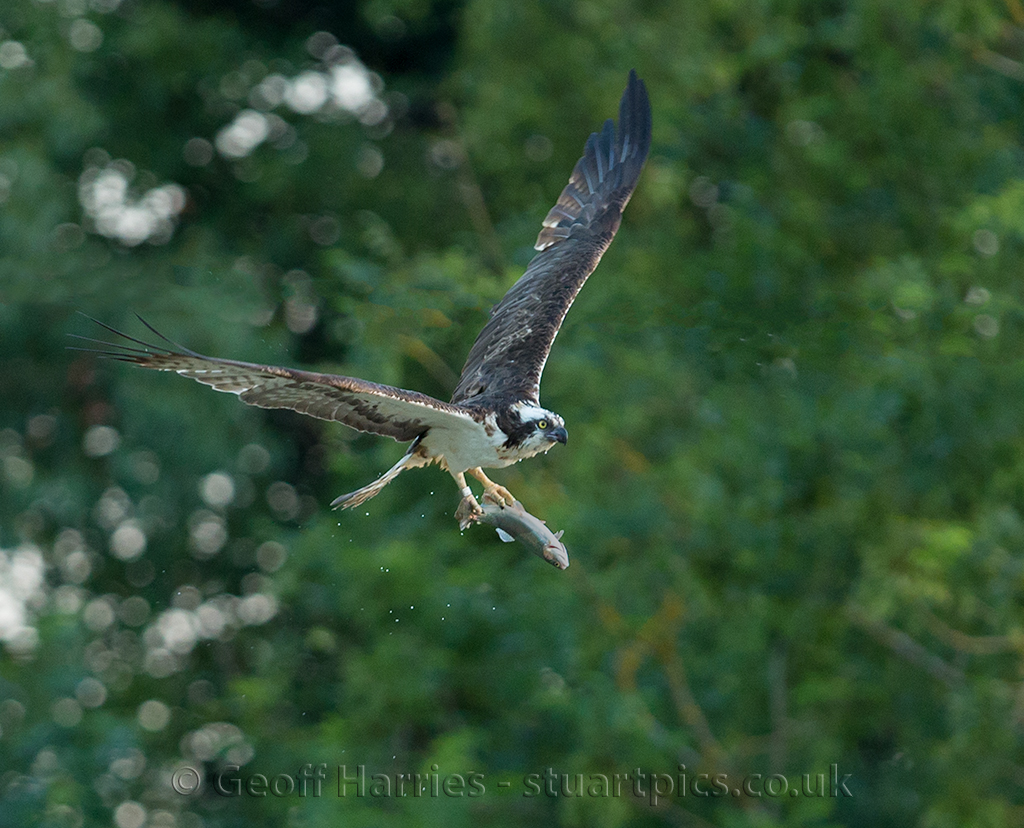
79,71 -> 651,526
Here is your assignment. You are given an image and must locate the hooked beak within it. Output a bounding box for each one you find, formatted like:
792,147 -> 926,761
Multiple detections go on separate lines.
548,426 -> 568,445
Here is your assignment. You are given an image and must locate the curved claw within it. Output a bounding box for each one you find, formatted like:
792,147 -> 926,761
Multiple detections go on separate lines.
455,494 -> 484,530
482,483 -> 516,508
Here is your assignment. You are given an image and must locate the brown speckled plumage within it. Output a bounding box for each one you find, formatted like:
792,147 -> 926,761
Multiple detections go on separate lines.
74,72 -> 651,517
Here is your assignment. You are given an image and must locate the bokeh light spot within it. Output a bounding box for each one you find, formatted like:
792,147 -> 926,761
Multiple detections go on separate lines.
111,520 -> 147,561
0,41 -> 32,69
76,677 -> 107,709
200,472 -> 235,507
83,425 -> 120,457
113,801 -> 146,828
68,18 -> 103,52
138,699 -> 171,731
52,698 -> 83,728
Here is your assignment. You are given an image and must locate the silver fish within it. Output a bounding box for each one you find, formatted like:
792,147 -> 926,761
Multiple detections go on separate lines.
472,500 -> 569,569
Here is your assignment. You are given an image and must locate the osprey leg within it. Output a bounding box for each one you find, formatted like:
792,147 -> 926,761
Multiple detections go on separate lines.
451,470 -> 484,529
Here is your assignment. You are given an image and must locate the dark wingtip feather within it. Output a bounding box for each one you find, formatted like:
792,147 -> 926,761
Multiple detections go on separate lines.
619,69 -> 652,174
457,72 -> 655,403
531,70 -> 653,252
132,313 -> 207,358
135,313 -> 177,347
66,333 -> 161,357
67,314 -> 196,364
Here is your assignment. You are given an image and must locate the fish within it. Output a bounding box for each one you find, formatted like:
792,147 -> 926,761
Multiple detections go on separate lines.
472,500 -> 569,569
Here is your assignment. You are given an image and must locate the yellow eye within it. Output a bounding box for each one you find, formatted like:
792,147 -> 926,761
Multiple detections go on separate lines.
537,419 -> 548,430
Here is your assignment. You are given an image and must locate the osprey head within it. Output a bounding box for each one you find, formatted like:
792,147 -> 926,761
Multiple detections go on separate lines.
509,403 -> 567,454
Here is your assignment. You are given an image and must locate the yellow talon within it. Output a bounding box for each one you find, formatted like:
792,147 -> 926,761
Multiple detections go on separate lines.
455,494 -> 484,529
483,484 -> 516,507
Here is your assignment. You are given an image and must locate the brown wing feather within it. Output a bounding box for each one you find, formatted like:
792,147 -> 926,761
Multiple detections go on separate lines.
451,70 -> 652,405
73,316 -> 476,443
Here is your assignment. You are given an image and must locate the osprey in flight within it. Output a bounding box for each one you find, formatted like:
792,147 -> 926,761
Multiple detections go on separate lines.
82,71 -> 651,526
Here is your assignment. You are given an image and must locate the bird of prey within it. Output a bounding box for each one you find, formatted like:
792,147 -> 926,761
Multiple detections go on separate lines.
79,71 -> 651,526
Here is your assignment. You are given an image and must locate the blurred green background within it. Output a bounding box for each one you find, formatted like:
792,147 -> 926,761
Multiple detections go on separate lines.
3,0 -> 1024,825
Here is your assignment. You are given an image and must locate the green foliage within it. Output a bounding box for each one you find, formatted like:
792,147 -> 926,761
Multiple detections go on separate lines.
3,0 -> 1024,825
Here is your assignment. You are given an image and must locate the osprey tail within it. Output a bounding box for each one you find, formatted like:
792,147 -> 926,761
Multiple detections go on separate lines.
331,443 -> 426,510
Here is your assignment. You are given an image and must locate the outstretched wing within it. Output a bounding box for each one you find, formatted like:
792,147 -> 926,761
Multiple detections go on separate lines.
73,316 -> 477,442
451,69 -> 651,405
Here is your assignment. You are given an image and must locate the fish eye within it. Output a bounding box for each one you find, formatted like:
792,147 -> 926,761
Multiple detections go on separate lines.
537,419 -> 548,430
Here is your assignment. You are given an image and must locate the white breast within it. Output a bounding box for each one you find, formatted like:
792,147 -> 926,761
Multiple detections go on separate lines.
419,412 -> 510,474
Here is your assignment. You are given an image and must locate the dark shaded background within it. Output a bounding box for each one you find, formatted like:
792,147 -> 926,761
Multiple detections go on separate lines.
3,0 -> 1024,825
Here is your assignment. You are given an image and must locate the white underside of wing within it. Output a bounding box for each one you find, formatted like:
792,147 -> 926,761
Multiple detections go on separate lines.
149,355 -> 479,438
124,348 -> 532,472
153,355 -> 516,464
238,378 -> 470,432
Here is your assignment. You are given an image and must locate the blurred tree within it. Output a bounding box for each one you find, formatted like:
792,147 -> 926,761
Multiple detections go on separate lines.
3,0 -> 1024,826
